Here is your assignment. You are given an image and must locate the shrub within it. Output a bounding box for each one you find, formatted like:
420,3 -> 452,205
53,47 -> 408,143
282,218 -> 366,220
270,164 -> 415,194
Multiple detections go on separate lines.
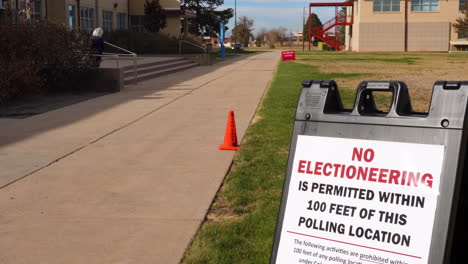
0,61 -> 41,102
104,30 -> 206,54
0,21 -> 93,103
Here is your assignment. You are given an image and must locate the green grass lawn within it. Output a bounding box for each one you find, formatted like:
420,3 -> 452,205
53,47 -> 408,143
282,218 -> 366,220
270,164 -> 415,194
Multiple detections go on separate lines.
182,60 -> 367,264
295,51 -> 425,64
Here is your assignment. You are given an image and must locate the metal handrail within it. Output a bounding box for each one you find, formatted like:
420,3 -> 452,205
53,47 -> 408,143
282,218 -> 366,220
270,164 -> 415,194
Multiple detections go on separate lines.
102,53 -> 136,56
100,41 -> 138,85
179,40 -> 207,55
104,41 -> 137,56
90,54 -> 120,67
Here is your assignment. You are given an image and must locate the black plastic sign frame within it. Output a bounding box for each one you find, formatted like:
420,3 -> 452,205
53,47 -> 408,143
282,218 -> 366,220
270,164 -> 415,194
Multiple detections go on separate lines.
270,80 -> 468,264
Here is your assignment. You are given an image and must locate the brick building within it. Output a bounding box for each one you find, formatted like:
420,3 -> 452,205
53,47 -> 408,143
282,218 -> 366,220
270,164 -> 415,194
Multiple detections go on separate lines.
345,0 -> 468,51
0,0 -> 194,36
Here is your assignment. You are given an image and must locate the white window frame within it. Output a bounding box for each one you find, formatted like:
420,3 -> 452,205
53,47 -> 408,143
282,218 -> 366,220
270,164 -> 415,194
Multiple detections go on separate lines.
68,5 -> 76,29
102,10 -> 113,32
460,0 -> 468,11
80,7 -> 95,34
374,0 -> 400,12
31,0 -> 41,21
411,0 -> 439,12
117,13 -> 127,30
130,15 -> 144,32
459,31 -> 468,39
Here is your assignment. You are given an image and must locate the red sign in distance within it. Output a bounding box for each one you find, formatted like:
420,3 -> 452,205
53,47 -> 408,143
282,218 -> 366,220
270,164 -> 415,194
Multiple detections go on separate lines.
282,51 -> 296,61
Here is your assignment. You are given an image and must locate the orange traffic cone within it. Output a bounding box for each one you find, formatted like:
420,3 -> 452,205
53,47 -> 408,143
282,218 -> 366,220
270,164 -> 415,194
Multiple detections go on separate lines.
218,110 -> 240,151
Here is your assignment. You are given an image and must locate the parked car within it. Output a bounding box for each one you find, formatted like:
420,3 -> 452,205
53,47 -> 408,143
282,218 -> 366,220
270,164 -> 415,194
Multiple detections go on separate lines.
232,44 -> 243,50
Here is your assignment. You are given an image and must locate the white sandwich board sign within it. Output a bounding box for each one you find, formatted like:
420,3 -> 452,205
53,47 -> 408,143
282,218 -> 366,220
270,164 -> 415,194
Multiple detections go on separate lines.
274,136 -> 444,264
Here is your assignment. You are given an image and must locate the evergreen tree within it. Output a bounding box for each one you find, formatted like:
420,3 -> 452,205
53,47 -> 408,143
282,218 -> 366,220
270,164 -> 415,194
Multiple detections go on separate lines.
303,13 -> 322,42
181,0 -> 233,37
144,0 -> 167,33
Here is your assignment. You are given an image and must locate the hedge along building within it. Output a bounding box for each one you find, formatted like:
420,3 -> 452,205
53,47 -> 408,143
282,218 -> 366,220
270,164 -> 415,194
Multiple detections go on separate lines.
343,0 -> 468,51
0,0 -> 193,37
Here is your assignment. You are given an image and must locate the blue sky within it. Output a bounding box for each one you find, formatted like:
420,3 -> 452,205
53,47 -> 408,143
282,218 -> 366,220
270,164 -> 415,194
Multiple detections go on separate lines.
220,0 -> 340,36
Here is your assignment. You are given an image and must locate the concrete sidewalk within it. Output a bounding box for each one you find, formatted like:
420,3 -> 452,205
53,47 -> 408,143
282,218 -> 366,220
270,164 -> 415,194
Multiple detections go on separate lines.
0,51 -> 280,263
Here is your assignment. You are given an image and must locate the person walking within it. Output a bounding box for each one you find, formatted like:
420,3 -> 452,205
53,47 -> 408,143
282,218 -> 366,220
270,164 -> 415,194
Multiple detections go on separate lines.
91,28 -> 104,66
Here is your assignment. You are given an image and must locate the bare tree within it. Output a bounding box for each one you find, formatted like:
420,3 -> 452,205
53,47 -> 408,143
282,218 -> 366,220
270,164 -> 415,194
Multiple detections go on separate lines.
232,16 -> 254,47
277,27 -> 287,46
255,27 -> 267,47
267,28 -> 281,48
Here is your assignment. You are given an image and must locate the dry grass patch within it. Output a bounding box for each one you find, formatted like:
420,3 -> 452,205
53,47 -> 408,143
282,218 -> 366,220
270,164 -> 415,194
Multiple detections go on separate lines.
207,195 -> 245,222
297,52 -> 468,112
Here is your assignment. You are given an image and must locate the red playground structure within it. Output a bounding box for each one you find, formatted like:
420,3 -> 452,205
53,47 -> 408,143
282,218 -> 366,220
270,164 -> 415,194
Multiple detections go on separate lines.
308,1 -> 354,51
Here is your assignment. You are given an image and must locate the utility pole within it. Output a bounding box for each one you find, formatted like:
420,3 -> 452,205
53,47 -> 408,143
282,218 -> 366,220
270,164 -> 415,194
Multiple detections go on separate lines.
234,0 -> 237,53
308,5 -> 311,51
302,6 -> 305,51
404,0 -> 408,52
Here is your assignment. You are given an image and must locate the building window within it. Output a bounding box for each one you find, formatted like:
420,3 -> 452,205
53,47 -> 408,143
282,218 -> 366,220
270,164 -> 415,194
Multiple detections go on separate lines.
31,0 -> 41,21
130,15 -> 144,32
0,2 -> 5,25
18,0 -> 26,10
68,5 -> 76,29
11,0 -> 24,23
460,29 -> 468,39
80,7 -> 95,34
461,0 -> 468,11
374,0 -> 400,12
411,0 -> 439,12
5,0 -> 41,23
102,10 -> 113,32
117,13 -> 127,30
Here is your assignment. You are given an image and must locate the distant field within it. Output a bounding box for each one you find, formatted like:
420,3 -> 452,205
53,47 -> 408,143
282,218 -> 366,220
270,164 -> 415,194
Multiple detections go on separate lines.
182,51 -> 468,264
294,51 -> 468,112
